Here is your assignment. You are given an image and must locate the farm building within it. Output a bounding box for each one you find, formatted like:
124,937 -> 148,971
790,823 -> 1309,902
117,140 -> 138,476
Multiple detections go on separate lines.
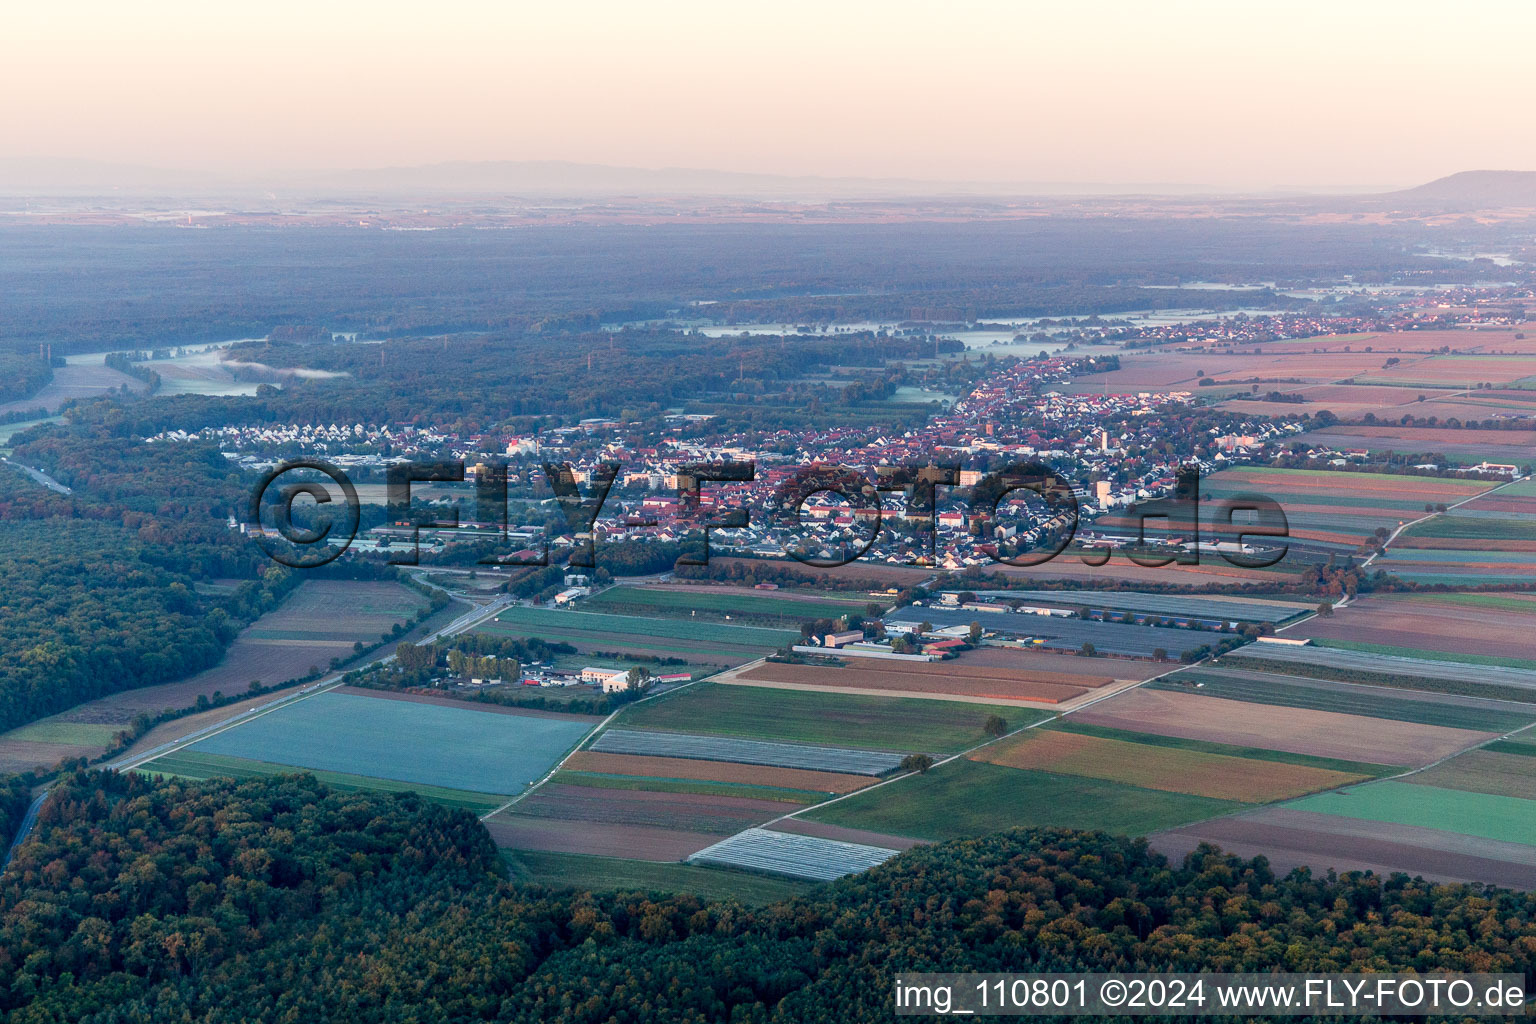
580,666 -> 627,684
822,629 -> 864,648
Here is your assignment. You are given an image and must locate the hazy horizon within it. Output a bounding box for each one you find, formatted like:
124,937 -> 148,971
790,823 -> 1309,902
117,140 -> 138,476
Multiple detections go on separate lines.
5,0 -> 1535,191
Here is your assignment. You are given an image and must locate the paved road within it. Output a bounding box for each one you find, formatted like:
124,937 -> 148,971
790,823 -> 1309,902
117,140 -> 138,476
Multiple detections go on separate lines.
1,457 -> 70,494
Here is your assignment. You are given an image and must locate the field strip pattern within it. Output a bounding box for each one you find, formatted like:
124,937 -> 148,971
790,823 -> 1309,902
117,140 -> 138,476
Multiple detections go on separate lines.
591,729 -> 904,775
1234,643 -> 1536,689
688,827 -> 901,881
967,590 -> 1312,623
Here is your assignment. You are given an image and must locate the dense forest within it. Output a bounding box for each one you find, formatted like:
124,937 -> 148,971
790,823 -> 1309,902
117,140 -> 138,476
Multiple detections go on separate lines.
0,350 -> 54,404
0,770 -> 1532,1023
0,219 -> 1463,353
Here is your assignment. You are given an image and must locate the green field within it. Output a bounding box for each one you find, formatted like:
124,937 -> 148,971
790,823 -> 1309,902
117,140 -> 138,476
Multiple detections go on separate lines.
801,760 -> 1243,841
501,849 -> 816,905
0,719 -> 122,746
1400,516 -> 1536,541
137,750 -> 509,812
1287,780 -> 1536,846
1309,638 -> 1536,673
1404,592 -> 1536,613
1049,720 -> 1397,776
582,585 -> 872,627
614,682 -> 1047,753
1487,734 -> 1536,757
550,768 -> 831,805
481,605 -> 795,655
1159,671 -> 1536,733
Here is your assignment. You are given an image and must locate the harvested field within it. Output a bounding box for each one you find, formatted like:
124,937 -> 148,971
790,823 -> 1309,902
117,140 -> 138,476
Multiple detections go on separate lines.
589,728 -> 903,775
617,681 -> 1041,752
563,750 -> 873,793
803,760 -> 1241,841
1072,688 -> 1492,765
737,660 -> 1100,704
507,783 -> 797,835
1152,808 -> 1536,889
1409,750 -> 1536,802
688,828 -> 901,881
1294,593 -> 1536,662
1287,781 -> 1536,846
1206,466 -> 1488,500
1300,426 -> 1536,463
483,815 -> 720,860
1159,670 -> 1536,733
1069,349 -> 1386,390
970,729 -> 1367,803
1359,354 -> 1536,386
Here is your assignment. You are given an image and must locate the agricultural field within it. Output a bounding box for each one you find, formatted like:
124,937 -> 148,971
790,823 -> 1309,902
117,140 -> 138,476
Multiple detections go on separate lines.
0,579 -> 431,772
1227,642 -> 1536,697
1356,354 -> 1536,388
970,727 -> 1371,803
483,780 -> 801,861
1156,720 -> 1536,889
562,750 -> 874,794
1293,592 -> 1536,664
1160,668 -> 1536,733
1287,781 -> 1536,847
173,689 -> 593,796
800,759 -> 1243,842
1410,749 -> 1536,802
1200,466 -> 1491,548
135,750 -> 508,812
0,357 -> 147,417
1152,807 -> 1536,890
478,605 -> 794,665
733,656 -> 1116,705
581,583 -> 875,627
1070,686 -> 1493,765
588,728 -> 904,775
500,849 -> 815,905
1297,426 -> 1536,465
615,681 -> 1041,753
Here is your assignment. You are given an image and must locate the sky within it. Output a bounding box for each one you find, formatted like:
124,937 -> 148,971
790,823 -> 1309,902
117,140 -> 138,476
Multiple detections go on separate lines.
3,0 -> 1534,190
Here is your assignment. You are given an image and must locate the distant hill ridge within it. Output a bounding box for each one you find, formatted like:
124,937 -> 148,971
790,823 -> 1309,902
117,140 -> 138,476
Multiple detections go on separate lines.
1392,169 -> 1536,207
